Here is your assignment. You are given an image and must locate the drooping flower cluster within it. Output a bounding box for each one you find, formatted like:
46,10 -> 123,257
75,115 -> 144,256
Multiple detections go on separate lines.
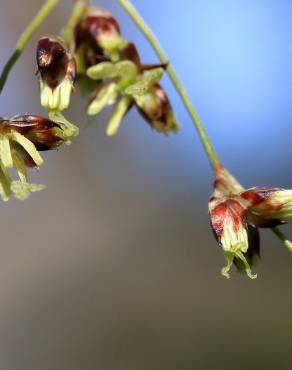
209,165 -> 292,279
0,114 -> 75,200
0,3 -> 178,203
0,35 -> 80,201
72,6 -> 178,135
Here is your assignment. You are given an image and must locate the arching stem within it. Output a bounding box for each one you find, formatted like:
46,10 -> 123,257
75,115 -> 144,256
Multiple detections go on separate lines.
117,0 -> 220,171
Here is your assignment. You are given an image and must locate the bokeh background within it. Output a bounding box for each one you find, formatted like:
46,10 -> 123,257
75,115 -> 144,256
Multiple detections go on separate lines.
0,0 -> 292,369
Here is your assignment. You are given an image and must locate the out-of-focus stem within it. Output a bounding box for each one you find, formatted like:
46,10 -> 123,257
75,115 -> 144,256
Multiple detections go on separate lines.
0,0 -> 60,94
63,0 -> 89,49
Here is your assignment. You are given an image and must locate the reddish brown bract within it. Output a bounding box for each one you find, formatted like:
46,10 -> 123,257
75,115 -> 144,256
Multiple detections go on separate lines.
74,10 -> 122,67
210,199 -> 246,242
37,38 -> 76,90
241,187 -> 278,207
0,115 -> 63,151
85,14 -> 121,39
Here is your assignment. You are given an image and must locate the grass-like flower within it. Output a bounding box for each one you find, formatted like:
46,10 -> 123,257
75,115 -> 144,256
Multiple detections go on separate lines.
37,38 -> 76,112
74,7 -> 126,73
86,43 -> 178,135
209,165 -> 292,279
0,114 -> 78,201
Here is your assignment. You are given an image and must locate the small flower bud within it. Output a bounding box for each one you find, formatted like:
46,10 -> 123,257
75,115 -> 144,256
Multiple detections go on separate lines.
74,20 -> 105,74
74,8 -> 124,70
241,188 -> 292,226
136,85 -> 179,134
37,38 -> 76,111
83,9 -> 124,57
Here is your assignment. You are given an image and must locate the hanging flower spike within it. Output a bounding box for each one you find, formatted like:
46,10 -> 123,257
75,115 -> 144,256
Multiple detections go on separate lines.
86,42 -> 178,135
209,165 -> 292,279
37,37 -> 76,112
0,114 -> 77,201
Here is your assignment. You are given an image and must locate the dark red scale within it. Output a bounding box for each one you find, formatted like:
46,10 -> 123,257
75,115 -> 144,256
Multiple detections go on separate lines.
36,38 -> 74,90
85,15 -> 121,37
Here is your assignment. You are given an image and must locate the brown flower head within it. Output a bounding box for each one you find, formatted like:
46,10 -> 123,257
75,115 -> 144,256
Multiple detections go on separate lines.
37,38 -> 76,111
0,114 -> 78,201
5,115 -> 65,151
209,165 -> 292,279
74,7 -> 124,72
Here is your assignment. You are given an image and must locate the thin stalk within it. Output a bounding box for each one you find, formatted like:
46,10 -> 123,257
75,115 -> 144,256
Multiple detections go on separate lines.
272,227 -> 292,252
63,0 -> 89,49
117,0 -> 220,170
0,0 -> 60,94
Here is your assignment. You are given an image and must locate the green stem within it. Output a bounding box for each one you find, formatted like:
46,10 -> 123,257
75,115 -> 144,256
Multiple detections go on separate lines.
0,0 -> 60,94
117,0 -> 220,170
272,227 -> 292,252
63,0 -> 89,49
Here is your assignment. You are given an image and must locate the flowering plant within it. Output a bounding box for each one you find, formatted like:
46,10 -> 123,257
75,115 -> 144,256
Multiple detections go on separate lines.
0,0 -> 291,279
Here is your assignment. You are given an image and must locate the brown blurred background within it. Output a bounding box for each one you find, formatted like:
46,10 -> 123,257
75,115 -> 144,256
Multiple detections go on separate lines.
0,1 -> 292,369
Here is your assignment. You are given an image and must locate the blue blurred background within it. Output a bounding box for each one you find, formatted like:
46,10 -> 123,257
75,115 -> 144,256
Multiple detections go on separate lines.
0,0 -> 292,369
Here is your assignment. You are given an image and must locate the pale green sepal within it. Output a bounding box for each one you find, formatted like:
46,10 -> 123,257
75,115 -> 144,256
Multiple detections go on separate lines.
0,136 -> 13,168
0,160 -> 12,201
12,151 -> 27,183
109,50 -> 121,63
10,132 -> 43,167
221,252 -> 234,279
125,68 -> 164,98
87,83 -> 117,116
40,82 -> 52,110
87,62 -> 117,80
99,34 -> 126,56
58,79 -> 73,111
50,85 -> 61,111
221,251 -> 257,280
106,97 -> 131,136
115,60 -> 138,81
40,79 -> 73,112
236,251 -> 257,280
11,181 -> 46,201
48,111 -> 79,141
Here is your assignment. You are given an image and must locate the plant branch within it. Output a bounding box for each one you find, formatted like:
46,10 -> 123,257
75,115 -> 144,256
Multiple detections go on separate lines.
117,0 -> 220,170
0,0 -> 60,94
